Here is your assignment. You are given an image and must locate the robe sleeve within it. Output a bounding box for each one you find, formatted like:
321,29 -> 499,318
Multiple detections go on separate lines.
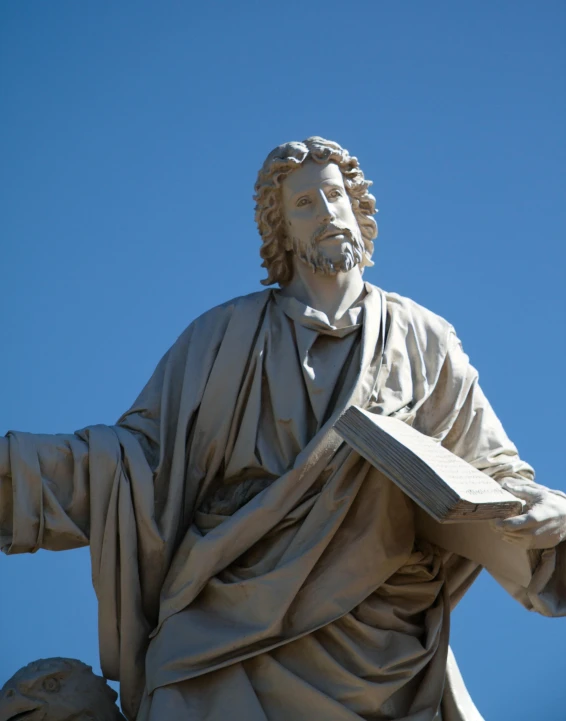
415,330 -> 535,483
0,431 -> 91,553
0,307 -> 206,556
0,339 -> 174,556
415,330 -> 566,617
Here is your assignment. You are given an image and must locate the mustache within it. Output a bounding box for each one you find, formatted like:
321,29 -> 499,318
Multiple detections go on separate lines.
312,223 -> 354,244
291,222 -> 365,277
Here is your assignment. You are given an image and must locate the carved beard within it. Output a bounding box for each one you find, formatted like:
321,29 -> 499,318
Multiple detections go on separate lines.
291,223 -> 365,276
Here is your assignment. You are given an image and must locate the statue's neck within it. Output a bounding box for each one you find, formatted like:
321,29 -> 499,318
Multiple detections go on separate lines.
280,264 -> 365,326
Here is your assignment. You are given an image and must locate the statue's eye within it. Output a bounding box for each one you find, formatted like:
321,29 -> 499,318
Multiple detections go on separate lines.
42,677 -> 60,693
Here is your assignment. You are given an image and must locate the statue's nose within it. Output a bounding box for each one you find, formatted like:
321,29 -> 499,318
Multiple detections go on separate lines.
317,201 -> 334,224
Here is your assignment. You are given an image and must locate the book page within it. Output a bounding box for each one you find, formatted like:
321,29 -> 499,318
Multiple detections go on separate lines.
357,409 -> 519,505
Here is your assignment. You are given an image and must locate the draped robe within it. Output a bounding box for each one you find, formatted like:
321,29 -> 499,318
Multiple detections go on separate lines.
1,283 -> 565,720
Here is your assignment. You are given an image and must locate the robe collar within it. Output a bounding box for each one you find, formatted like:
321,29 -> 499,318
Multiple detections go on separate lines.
274,282 -> 377,339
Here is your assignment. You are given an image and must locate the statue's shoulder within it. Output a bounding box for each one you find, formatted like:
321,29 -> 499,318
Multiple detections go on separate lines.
191,288 -> 272,329
371,285 -> 455,348
174,289 -> 272,348
165,289 -> 272,365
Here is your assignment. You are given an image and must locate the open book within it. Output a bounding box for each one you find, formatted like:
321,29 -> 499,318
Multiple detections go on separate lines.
334,406 -> 524,523
334,406 -> 537,587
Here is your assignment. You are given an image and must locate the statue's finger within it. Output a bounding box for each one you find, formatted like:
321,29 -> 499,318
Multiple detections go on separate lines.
501,482 -> 542,503
492,513 -> 531,531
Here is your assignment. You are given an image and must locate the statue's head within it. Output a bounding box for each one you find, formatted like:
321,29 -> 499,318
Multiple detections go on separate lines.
254,136 -> 377,286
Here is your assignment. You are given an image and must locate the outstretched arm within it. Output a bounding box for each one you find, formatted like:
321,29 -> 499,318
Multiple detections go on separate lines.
0,320 -> 181,555
0,431 -> 92,553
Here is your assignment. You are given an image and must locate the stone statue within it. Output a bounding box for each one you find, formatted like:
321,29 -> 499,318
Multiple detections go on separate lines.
1,137 -> 565,721
0,658 -> 125,720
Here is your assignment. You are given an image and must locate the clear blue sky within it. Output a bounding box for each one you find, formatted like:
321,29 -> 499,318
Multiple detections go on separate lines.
1,2 -> 564,718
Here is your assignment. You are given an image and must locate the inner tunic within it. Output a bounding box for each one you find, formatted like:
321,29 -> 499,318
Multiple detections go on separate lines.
200,288 -> 367,516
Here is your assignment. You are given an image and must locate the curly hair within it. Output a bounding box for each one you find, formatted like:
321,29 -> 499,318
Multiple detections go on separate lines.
254,136 -> 377,286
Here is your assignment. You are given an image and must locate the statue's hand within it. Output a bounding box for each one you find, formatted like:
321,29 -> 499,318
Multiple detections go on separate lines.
491,480 -> 566,550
